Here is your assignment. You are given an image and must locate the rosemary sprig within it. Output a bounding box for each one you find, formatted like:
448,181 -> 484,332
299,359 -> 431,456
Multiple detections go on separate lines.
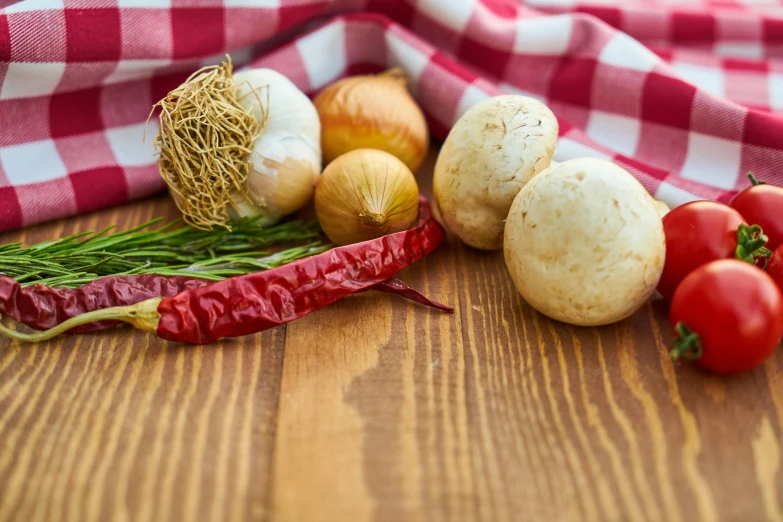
0,216 -> 332,287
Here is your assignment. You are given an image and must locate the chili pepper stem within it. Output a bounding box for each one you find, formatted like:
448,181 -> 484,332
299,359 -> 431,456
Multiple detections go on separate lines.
0,298 -> 162,343
670,322 -> 703,360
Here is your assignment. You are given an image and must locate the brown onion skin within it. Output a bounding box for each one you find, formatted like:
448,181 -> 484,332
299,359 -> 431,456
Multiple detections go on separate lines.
314,149 -> 420,246
314,69 -> 429,173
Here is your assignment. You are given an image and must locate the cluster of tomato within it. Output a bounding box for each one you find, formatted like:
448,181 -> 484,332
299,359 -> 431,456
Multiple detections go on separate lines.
658,174 -> 783,375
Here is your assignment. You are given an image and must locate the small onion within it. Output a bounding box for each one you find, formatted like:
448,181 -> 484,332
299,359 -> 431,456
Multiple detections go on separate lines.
314,69 -> 429,173
314,149 -> 420,246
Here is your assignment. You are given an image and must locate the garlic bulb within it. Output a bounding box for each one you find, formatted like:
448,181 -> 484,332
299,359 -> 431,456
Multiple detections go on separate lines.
229,68 -> 322,225
314,69 -> 428,173
314,149 -> 420,246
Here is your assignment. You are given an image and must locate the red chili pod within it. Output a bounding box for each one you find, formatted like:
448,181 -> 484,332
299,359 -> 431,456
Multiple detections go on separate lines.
0,197 -> 451,344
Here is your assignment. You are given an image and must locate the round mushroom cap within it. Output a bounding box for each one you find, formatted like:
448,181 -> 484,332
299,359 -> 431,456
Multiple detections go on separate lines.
434,95 -> 558,251
503,157 -> 666,326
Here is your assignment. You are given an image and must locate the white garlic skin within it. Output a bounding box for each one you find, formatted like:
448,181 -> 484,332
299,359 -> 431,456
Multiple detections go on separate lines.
230,68 -> 322,224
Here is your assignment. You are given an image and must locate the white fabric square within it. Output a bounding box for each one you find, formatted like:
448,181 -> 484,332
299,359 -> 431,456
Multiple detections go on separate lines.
106,123 -> 158,167
1,62 -> 65,100
295,21 -> 346,90
0,139 -> 67,186
117,0 -> 171,7
553,137 -> 612,162
714,42 -> 764,59
769,73 -> 783,110
104,59 -> 172,85
585,111 -> 641,157
4,0 -> 63,13
514,15 -> 572,55
455,85 -> 490,123
599,32 -> 659,73
385,32 -> 431,94
655,182 -> 700,209
417,0 -> 474,32
672,62 -> 725,97
680,133 -> 741,190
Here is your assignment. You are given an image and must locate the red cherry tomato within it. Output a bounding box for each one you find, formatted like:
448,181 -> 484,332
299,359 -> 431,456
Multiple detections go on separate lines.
768,244 -> 783,296
670,259 -> 783,375
730,173 -> 783,251
658,201 -> 769,299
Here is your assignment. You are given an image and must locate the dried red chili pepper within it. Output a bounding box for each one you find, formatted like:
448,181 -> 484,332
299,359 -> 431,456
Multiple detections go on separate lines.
0,275 -> 449,334
0,197 -> 451,344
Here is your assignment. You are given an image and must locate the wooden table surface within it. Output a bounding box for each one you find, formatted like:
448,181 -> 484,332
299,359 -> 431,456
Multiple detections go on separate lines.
1,149 -> 782,522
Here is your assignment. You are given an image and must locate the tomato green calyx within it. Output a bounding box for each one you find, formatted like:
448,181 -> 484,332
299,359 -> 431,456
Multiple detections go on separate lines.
670,322 -> 703,360
735,223 -> 771,264
747,172 -> 766,186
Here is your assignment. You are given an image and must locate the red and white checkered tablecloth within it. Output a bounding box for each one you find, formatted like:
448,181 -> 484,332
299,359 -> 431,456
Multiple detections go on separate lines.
0,0 -> 781,232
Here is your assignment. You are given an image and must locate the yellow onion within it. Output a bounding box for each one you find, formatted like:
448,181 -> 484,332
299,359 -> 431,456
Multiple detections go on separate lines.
314,68 -> 429,173
315,149 -> 420,246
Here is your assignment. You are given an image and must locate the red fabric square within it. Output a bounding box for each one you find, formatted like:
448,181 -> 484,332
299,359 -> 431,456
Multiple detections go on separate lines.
478,0 -> 518,19
0,98 -> 50,147
411,11 -> 461,55
690,91 -> 745,140
590,64 -> 645,118
577,6 -> 622,29
725,70 -> 768,111
367,0 -> 415,26
125,165 -> 165,199
279,2 -> 328,33
621,9 -> 669,42
345,18 -> 387,69
744,110 -> 783,150
763,19 -> 783,43
0,187 -> 22,232
150,70 -> 189,107
723,58 -> 767,73
617,156 -> 669,181
120,8 -> 173,59
171,8 -> 225,59
57,62 -> 116,92
641,73 -> 696,129
65,8 -> 122,61
50,87 -> 102,138
15,178 -> 77,226
56,131 -> 115,173
70,166 -> 128,214
457,37 -> 512,80
224,8 -> 279,51
101,79 -> 152,128
8,11 -> 67,62
0,15 -> 10,62
636,122 -> 689,172
548,58 -> 597,108
430,51 -> 478,84
503,55 -> 557,98
740,144 -> 783,187
671,12 -> 715,43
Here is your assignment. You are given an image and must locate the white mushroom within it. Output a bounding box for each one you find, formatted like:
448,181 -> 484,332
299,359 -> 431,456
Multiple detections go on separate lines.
503,158 -> 666,326
433,95 -> 558,250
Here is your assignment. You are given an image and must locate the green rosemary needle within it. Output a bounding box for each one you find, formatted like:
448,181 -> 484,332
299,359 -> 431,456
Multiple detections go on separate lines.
0,216 -> 332,287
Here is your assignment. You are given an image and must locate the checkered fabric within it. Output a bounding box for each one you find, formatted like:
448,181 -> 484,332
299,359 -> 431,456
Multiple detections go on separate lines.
0,0 -> 781,232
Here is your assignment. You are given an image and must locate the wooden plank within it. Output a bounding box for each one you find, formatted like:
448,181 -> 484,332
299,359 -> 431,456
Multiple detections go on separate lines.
0,198 -> 286,522
0,149 -> 781,521
271,150 -> 783,521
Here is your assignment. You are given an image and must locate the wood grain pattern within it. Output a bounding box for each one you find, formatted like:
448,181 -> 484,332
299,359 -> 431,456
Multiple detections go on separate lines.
0,149 -> 782,522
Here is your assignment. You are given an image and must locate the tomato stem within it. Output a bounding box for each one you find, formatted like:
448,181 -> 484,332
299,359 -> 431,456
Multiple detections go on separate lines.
735,223 -> 771,264
747,172 -> 766,186
670,322 -> 703,360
